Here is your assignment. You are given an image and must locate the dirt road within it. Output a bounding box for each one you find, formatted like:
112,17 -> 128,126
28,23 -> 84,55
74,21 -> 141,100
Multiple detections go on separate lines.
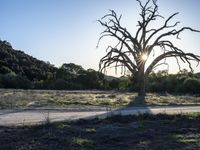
0,106 -> 200,126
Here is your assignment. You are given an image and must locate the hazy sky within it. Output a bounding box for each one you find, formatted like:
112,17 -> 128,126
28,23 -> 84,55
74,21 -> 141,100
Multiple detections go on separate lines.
1,0 -> 200,76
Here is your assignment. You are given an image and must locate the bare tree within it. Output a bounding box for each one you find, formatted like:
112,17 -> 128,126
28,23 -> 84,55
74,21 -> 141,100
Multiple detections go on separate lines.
97,0 -> 200,98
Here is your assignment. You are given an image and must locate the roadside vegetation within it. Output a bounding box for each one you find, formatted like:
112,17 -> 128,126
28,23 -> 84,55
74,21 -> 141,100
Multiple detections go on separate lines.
0,112 -> 200,150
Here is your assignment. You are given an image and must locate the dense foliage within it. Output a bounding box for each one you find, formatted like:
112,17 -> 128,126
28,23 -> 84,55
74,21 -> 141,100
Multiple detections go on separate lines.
0,40 -> 110,90
0,40 -> 199,93
0,40 -> 57,81
146,70 -> 200,94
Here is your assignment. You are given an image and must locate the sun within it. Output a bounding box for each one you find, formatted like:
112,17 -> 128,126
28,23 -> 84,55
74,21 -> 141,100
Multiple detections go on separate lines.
141,53 -> 148,61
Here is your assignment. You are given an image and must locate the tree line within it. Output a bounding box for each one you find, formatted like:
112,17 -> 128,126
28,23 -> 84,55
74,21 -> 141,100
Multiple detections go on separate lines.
99,69 -> 200,94
0,40 -> 199,94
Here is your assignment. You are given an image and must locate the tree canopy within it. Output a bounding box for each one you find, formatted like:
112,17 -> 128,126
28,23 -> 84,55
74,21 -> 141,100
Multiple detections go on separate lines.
97,0 -> 200,97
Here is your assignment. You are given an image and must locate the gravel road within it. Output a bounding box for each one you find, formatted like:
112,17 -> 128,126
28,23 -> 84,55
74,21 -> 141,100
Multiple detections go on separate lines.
0,106 -> 200,126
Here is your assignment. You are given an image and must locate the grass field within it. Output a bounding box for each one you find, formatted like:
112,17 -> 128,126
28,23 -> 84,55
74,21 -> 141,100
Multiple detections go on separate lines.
0,112 -> 200,150
0,89 -> 200,109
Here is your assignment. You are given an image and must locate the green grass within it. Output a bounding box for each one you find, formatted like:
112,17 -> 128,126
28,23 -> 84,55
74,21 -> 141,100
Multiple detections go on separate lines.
0,89 -> 200,109
174,134 -> 199,143
0,112 -> 200,150
54,122 -> 70,129
71,137 -> 94,147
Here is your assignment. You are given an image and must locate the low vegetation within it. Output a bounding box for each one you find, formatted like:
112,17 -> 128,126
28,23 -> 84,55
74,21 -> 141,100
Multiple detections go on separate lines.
0,113 -> 200,150
0,89 -> 200,109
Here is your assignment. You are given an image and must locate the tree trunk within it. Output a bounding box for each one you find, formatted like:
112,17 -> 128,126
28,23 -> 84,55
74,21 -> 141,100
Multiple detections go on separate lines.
132,66 -> 146,105
137,63 -> 146,96
138,70 -> 145,97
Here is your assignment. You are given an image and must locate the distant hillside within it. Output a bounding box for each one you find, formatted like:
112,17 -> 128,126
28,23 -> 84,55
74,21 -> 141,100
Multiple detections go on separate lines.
0,40 -> 57,81
0,40 -> 118,90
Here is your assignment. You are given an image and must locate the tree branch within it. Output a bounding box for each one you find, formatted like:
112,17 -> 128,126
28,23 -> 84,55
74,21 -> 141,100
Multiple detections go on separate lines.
145,51 -> 200,76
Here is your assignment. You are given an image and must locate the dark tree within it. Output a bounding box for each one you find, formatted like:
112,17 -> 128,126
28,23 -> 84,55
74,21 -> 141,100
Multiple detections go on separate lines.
97,0 -> 200,98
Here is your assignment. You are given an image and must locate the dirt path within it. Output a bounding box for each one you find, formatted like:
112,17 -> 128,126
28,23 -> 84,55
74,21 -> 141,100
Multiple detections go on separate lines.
1,106 -> 200,126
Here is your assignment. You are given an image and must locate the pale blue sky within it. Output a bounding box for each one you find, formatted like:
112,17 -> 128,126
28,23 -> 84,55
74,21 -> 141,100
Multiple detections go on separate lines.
1,0 -> 200,75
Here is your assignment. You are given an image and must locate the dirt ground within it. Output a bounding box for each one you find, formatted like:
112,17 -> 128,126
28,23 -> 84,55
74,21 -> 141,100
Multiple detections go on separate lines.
0,113 -> 200,150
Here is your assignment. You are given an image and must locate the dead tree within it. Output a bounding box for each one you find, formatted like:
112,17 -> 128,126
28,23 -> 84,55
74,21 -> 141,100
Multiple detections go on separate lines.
97,0 -> 200,97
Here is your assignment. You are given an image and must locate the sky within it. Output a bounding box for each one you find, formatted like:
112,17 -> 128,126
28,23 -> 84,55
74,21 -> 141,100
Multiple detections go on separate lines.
1,0 -> 200,76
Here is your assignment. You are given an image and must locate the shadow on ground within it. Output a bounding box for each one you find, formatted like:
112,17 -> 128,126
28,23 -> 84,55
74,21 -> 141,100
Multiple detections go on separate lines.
0,112 -> 200,150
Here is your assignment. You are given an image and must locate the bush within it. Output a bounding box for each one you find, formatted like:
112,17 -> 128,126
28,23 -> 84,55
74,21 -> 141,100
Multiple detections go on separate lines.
109,79 -> 120,90
147,82 -> 164,92
182,78 -> 200,94
164,76 -> 178,93
33,80 -> 44,89
50,78 -> 83,90
0,73 -> 32,89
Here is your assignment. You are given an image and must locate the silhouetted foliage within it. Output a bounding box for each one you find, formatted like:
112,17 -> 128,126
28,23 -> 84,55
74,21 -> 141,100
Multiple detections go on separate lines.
182,78 -> 200,94
0,39 -> 199,93
0,40 -> 57,81
49,78 -> 83,90
0,40 -> 110,90
0,72 -> 32,89
109,78 -> 120,90
145,69 -> 200,94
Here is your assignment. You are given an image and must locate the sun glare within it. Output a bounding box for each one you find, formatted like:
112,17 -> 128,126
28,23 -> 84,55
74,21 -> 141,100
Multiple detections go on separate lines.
141,53 -> 148,61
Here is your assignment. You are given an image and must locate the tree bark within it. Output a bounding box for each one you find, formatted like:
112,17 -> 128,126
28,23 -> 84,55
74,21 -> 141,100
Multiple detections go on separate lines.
137,65 -> 146,97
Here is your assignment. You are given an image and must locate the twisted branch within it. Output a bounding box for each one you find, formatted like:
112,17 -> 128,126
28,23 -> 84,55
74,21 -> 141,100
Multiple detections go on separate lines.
98,0 -> 200,78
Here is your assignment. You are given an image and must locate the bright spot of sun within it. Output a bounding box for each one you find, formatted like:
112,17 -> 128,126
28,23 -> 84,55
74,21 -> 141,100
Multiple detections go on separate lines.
141,53 -> 148,61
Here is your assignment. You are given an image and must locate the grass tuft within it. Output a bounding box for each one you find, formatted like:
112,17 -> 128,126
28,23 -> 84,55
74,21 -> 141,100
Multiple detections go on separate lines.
71,137 -> 94,147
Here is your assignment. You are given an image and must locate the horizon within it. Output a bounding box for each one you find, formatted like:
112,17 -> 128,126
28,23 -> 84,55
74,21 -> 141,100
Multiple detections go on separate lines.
1,0 -> 200,76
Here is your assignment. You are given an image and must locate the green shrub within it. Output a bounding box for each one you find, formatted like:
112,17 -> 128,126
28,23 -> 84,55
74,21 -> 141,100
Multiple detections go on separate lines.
0,73 -> 32,89
50,78 -> 83,90
147,82 -> 164,92
182,78 -> 200,94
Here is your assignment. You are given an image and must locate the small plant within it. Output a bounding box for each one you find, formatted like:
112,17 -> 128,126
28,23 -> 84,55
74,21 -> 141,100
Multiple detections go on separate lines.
139,139 -> 151,145
138,119 -> 145,128
177,139 -> 197,143
107,94 -> 116,99
71,137 -> 94,147
85,128 -> 96,133
55,122 -> 70,129
43,111 -> 50,125
174,134 -> 198,143
116,97 -> 127,105
96,95 -> 106,98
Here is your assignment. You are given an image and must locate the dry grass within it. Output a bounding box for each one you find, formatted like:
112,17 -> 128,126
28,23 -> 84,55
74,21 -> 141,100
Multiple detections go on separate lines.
0,89 -> 200,109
